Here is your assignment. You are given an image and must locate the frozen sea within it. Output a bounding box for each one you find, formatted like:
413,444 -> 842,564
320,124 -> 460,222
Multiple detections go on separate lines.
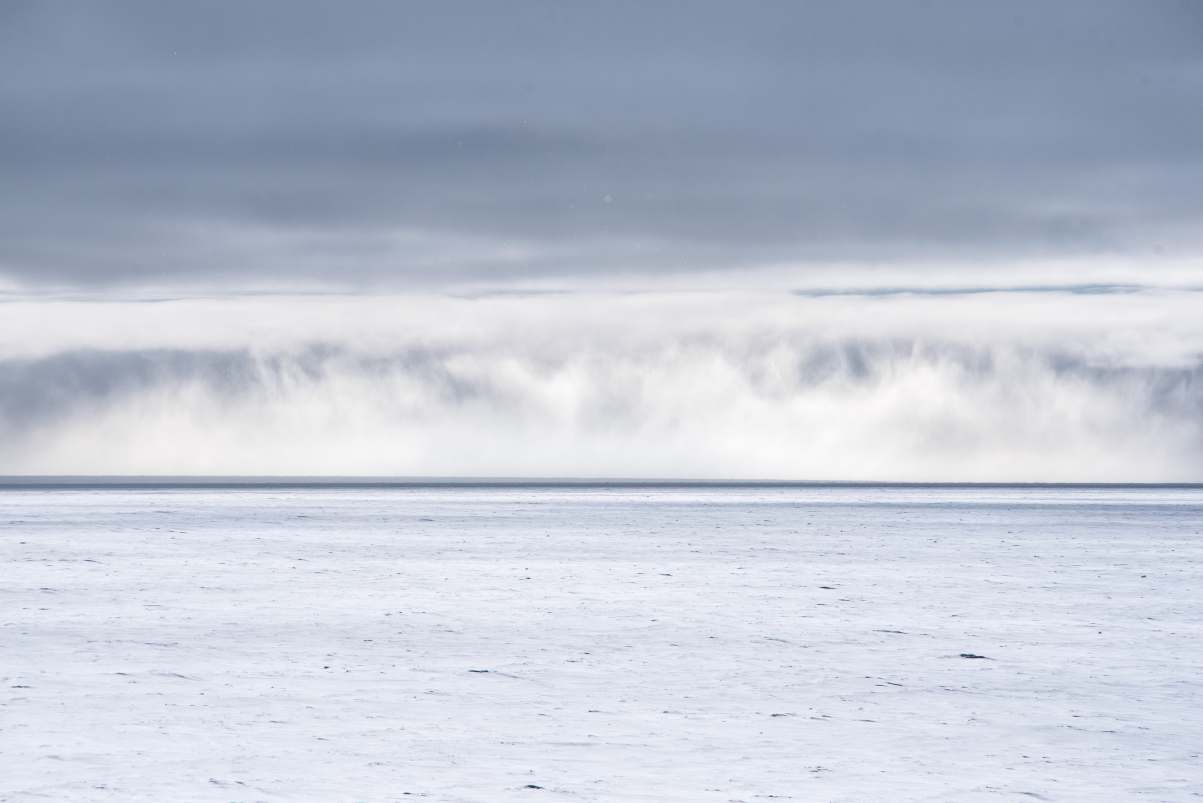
2,482 -> 1202,802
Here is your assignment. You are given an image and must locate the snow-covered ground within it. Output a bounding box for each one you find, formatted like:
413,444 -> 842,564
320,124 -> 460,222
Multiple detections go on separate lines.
2,484 -> 1202,802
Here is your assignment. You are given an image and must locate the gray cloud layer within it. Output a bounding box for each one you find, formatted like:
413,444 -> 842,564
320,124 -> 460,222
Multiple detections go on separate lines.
4,5 -> 1201,479
3,1 -> 1202,286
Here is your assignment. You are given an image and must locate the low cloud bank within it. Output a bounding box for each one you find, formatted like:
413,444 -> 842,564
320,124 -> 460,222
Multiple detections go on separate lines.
3,289 -> 1200,480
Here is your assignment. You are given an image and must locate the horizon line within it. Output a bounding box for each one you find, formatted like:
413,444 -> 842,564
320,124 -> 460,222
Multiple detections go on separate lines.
1,476 -> 1201,490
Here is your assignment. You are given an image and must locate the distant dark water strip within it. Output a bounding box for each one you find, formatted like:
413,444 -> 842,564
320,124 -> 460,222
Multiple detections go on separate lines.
1,476 -> 1201,491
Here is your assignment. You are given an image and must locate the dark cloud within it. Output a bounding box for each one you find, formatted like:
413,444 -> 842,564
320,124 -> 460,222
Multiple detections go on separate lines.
2,1 -> 1201,286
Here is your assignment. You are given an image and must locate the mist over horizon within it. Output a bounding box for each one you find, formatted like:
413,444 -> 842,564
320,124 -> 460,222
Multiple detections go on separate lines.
3,287 -> 1200,481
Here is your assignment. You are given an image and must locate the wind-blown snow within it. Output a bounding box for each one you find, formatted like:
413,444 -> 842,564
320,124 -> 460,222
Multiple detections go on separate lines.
3,484 -> 1202,801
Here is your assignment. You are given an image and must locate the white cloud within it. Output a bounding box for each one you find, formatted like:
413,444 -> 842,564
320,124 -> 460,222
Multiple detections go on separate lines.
4,286 -> 1201,479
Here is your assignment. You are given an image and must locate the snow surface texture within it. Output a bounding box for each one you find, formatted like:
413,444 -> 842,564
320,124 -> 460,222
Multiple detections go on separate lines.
2,485 -> 1202,802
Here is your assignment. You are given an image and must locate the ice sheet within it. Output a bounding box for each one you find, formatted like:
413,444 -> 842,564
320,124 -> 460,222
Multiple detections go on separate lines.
3,485 -> 1202,801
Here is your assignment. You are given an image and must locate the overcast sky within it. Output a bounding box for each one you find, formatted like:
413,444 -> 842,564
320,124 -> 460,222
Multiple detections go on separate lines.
3,1 -> 1202,288
2,3 -> 1201,479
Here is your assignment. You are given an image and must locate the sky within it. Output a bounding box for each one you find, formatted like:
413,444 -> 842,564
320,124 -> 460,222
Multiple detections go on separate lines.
2,1 -> 1201,479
